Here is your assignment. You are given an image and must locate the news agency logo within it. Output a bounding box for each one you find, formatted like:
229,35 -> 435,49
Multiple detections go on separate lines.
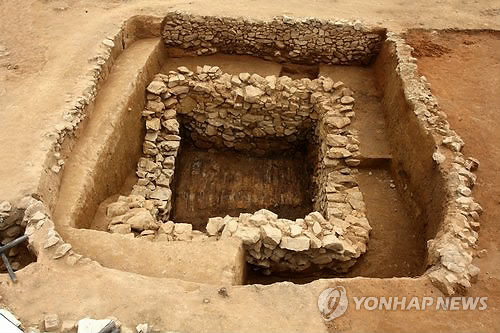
317,286 -> 349,321
318,286 -> 488,321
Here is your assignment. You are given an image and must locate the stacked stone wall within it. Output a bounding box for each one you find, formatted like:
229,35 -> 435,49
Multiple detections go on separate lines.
162,12 -> 385,65
102,66 -> 372,273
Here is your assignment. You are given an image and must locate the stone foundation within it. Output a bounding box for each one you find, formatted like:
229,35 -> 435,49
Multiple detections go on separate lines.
9,12 -> 482,297
102,65 -> 372,273
162,12 -> 385,65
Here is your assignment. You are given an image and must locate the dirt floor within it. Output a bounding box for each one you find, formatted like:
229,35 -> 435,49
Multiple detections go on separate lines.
1,1 -> 500,332
171,142 -> 314,229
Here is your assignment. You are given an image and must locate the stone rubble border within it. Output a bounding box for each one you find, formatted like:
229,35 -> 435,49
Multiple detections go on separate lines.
104,65 -> 373,273
386,33 -> 482,295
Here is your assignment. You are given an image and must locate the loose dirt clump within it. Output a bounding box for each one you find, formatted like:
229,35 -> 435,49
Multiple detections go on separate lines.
405,33 -> 452,57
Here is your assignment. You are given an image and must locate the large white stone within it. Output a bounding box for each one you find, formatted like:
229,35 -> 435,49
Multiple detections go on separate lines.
206,217 -> 224,236
280,236 -> 310,251
249,213 -> 268,226
261,224 -> 282,245
150,187 -> 172,201
325,134 -> 348,147
146,80 -> 166,95
289,225 -> 302,237
174,223 -> 193,241
244,85 -> 264,103
0,201 -> 11,212
234,226 -> 260,245
255,208 -> 278,220
77,318 -> 114,333
126,209 -> 155,231
322,234 -> 344,252
106,201 -> 129,217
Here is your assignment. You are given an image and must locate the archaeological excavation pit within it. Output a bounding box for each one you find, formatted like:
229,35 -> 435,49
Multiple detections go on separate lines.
43,14 -> 482,295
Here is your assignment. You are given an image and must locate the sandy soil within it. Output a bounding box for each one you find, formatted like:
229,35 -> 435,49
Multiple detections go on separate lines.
0,0 -> 499,203
0,1 -> 500,332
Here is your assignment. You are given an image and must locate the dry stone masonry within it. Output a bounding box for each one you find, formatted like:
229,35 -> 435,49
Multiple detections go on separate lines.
17,12 -> 481,299
162,12 -> 385,65
102,65 -> 372,273
386,33 -> 483,295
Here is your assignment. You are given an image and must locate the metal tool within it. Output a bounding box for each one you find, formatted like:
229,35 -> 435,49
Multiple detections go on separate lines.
0,235 -> 29,282
97,320 -> 120,333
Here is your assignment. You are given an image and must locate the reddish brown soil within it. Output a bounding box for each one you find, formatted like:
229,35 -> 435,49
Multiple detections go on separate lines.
406,29 -> 500,329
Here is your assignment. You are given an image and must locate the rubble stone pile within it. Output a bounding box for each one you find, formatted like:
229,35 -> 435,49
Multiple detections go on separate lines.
205,209 -> 370,273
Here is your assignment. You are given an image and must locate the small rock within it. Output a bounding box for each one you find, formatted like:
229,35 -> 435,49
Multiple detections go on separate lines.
333,81 -> 344,89
289,225 -> 302,237
61,320 -> 75,333
149,187 -> 172,201
170,85 -> 189,95
280,236 -> 310,251
432,151 -> 446,164
248,213 -> 268,226
126,209 -> 155,232
305,212 -> 326,226
146,118 -> 161,131
177,66 -> 191,74
234,226 -> 260,245
326,116 -> 351,129
159,221 -> 175,234
53,243 -> 72,259
173,223 -> 192,241
146,81 -> 167,95
465,157 -> 480,171
136,323 -> 151,333
221,219 -> 238,237
102,39 -> 114,48
322,78 -> 334,92
162,119 -> 179,134
322,234 -> 344,252
244,85 -> 264,103
261,224 -> 282,246
478,249 -> 488,258
218,287 -> 229,297
43,235 -> 60,248
0,201 -> 11,212
312,222 -> 322,235
106,201 -> 129,217
340,96 -> 355,104
239,73 -> 250,82
325,134 -> 348,147
29,211 -> 46,222
109,223 -> 132,234
206,217 -> 224,236
44,313 -> 60,331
